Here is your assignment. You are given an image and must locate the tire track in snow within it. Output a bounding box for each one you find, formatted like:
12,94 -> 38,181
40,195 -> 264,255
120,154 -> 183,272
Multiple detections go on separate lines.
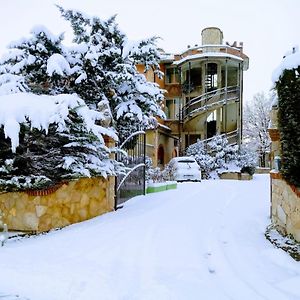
127,184 -> 208,299
204,181 -> 291,300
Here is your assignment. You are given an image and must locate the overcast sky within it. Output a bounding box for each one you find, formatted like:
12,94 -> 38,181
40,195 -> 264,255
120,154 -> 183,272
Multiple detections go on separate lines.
0,0 -> 299,102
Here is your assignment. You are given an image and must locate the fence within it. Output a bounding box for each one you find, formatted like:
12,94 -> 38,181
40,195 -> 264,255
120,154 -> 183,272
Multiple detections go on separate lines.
115,131 -> 146,209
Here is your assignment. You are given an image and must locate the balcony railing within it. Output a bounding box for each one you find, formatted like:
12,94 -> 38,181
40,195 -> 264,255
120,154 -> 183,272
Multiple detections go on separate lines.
181,86 -> 240,121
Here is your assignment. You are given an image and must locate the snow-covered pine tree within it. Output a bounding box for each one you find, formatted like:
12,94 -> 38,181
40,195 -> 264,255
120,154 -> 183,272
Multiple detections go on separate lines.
185,140 -> 215,178
0,6 -> 165,191
275,58 -> 300,187
0,93 -> 121,192
208,134 -> 238,170
0,25 -> 67,95
57,6 -> 165,142
186,135 -> 257,178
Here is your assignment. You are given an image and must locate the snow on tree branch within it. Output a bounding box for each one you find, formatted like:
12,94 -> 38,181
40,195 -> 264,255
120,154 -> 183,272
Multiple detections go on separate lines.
0,93 -> 117,152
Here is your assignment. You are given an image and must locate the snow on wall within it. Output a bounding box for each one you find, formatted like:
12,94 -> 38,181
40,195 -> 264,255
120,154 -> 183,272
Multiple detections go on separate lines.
0,93 -> 116,152
272,46 -> 300,83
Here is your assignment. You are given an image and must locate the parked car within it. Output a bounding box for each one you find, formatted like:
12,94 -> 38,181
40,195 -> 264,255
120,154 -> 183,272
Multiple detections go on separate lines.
168,156 -> 201,182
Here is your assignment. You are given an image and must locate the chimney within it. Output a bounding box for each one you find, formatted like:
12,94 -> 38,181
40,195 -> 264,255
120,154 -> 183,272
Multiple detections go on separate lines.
201,27 -> 223,45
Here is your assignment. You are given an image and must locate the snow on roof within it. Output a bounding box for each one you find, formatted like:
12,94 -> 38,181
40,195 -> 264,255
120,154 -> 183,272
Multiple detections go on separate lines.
272,46 -> 300,83
159,53 -> 175,62
158,123 -> 171,131
0,93 -> 114,153
173,52 -> 243,66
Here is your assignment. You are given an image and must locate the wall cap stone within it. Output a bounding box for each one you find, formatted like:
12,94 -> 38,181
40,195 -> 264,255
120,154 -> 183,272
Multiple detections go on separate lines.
26,181 -> 68,196
270,171 -> 300,198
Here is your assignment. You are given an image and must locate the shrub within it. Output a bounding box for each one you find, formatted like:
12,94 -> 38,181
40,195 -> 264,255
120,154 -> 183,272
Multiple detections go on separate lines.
186,135 -> 257,178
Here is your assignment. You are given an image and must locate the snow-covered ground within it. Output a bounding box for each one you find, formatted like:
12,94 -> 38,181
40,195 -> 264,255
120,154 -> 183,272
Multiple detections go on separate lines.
1,175 -> 300,300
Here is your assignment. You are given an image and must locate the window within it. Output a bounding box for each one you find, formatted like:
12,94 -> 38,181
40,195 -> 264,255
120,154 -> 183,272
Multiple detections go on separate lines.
206,63 -> 218,92
165,67 -> 179,84
186,67 -> 202,86
185,134 -> 201,148
165,98 -> 180,119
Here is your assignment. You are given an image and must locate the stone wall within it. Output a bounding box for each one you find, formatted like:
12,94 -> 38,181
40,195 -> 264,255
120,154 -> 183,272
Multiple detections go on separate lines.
255,167 -> 271,174
219,172 -> 252,180
0,177 -> 115,232
271,171 -> 300,241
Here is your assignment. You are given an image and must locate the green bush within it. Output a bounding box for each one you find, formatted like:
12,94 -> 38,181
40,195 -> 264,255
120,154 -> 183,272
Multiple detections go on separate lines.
241,166 -> 256,176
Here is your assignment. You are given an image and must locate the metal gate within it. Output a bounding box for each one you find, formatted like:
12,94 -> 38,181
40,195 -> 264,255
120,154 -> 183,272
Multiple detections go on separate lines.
115,131 -> 146,209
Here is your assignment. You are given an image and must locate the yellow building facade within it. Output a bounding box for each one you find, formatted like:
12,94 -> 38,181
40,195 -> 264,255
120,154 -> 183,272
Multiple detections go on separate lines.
143,27 -> 249,167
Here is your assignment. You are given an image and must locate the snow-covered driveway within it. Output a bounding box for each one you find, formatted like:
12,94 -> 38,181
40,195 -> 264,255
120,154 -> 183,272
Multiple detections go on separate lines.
1,175 -> 300,300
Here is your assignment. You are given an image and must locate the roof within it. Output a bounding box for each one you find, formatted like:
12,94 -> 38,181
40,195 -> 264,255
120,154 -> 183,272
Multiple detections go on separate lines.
173,52 -> 243,66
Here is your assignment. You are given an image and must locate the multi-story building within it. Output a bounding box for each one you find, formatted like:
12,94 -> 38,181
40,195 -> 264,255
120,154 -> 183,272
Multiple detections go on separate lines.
143,27 -> 249,167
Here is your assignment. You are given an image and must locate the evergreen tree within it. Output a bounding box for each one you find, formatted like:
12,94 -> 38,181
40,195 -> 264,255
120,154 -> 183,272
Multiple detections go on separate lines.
0,6 -> 165,141
0,6 -> 164,191
0,94 -> 121,192
186,134 -> 256,177
0,25 -> 66,94
275,63 -> 300,187
208,135 -> 238,169
57,6 -> 165,142
186,140 -> 214,178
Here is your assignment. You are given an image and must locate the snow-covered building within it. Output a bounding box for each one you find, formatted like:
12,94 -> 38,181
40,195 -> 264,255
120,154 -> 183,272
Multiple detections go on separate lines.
142,27 -> 249,167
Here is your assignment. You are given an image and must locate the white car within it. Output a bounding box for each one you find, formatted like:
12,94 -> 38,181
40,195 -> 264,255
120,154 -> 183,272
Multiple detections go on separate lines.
168,156 -> 201,182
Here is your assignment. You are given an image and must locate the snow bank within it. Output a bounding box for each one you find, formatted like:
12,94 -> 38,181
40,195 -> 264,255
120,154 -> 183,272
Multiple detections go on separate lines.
272,46 -> 300,83
0,93 -> 115,152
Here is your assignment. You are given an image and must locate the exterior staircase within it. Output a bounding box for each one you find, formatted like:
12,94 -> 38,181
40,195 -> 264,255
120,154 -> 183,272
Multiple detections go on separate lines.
182,85 -> 240,121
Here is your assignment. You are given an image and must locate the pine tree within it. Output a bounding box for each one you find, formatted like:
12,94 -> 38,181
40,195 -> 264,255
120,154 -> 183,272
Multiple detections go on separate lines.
57,6 -> 165,142
0,6 -> 164,191
0,25 -> 66,95
0,94 -> 121,192
186,134 -> 255,177
186,140 -> 214,177
0,23 -> 120,191
275,65 -> 300,187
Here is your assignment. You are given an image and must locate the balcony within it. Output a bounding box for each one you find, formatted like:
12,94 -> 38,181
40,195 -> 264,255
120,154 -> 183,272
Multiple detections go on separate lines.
182,85 -> 240,121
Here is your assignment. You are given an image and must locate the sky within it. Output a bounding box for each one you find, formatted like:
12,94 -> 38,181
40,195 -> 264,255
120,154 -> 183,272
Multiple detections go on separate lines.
0,0 -> 299,102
